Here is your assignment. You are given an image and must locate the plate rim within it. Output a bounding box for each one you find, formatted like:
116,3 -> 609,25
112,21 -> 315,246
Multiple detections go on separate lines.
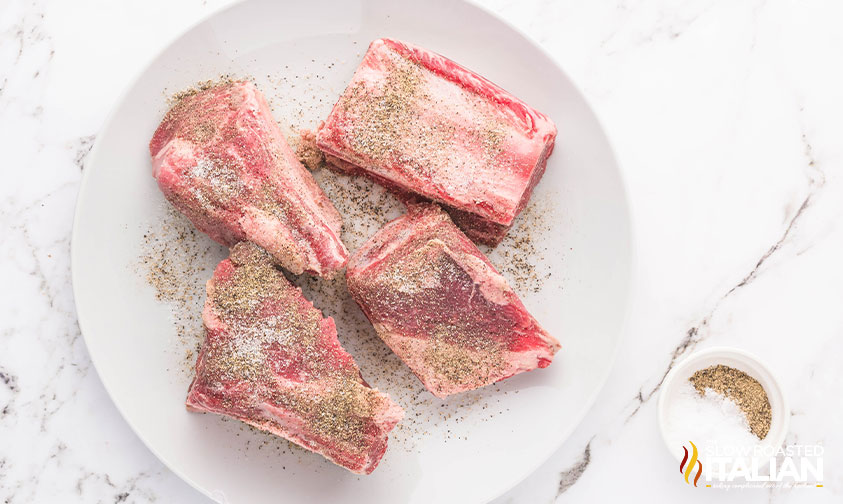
71,0 -> 638,501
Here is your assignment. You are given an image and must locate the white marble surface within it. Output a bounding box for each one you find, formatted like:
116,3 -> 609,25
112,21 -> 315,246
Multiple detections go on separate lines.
1,0 -> 842,502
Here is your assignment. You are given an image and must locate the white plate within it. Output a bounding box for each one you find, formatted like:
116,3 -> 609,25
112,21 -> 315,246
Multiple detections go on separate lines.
71,1 -> 633,502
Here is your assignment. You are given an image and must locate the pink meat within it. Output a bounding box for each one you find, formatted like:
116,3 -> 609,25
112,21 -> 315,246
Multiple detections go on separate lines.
150,80 -> 348,277
346,204 -> 560,398
186,242 -> 403,474
316,38 -> 557,246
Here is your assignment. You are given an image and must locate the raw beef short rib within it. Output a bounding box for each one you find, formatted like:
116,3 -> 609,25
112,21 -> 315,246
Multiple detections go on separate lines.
346,204 -> 560,398
150,80 -> 348,277
316,38 -> 557,246
186,242 -> 403,474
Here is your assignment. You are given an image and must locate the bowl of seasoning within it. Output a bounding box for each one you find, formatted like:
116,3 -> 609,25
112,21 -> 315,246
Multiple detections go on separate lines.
658,347 -> 789,465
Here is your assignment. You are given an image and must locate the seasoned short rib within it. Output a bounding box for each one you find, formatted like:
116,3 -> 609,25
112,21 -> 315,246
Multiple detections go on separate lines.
316,38 -> 557,246
150,80 -> 348,277
346,204 -> 560,398
186,242 -> 403,474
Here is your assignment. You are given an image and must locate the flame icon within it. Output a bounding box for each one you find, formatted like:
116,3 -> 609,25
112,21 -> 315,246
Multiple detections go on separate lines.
679,441 -> 703,487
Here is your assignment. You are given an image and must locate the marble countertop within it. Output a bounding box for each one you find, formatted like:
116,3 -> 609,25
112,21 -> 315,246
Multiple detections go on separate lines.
2,0 -> 841,502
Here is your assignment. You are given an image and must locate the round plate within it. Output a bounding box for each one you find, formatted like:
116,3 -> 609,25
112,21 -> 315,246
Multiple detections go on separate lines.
72,1 -> 633,502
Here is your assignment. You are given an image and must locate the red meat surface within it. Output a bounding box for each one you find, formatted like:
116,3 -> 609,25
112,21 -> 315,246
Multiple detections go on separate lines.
150,80 -> 348,277
316,38 -> 557,246
346,204 -> 560,398
186,242 -> 403,474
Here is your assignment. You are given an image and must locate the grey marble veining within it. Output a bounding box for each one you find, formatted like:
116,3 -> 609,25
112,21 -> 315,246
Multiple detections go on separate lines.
1,0 -> 841,502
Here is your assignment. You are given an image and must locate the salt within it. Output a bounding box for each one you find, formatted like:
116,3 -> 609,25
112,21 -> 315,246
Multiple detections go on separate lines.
664,382 -> 760,462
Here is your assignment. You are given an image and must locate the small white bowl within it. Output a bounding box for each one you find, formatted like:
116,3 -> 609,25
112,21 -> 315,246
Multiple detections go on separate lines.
657,346 -> 789,461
